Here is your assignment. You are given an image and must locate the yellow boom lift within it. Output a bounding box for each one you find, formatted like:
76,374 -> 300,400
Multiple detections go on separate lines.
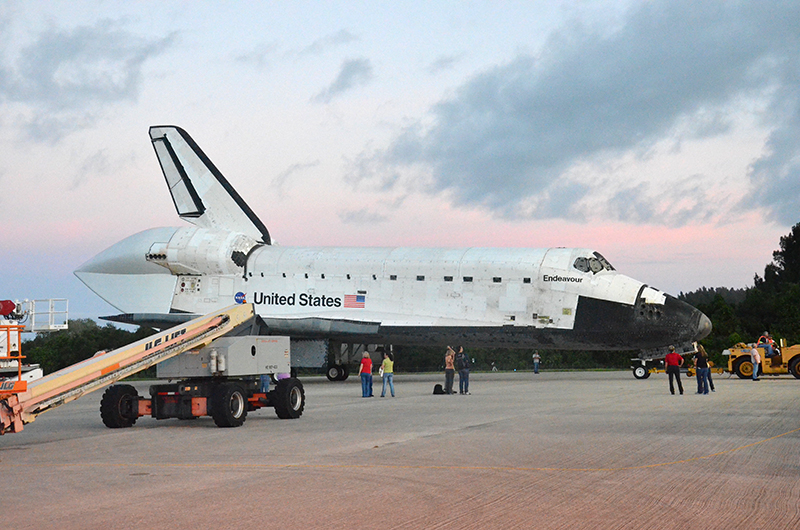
0,303 -> 305,434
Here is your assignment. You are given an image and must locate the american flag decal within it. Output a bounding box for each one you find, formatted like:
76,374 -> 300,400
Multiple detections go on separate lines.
344,294 -> 365,308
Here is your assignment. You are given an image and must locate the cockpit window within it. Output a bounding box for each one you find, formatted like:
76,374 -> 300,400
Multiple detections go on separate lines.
573,257 -> 590,273
593,252 -> 615,271
573,252 -> 615,274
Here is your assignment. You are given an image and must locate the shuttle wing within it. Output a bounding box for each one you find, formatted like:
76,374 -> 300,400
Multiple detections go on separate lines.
149,125 -> 271,244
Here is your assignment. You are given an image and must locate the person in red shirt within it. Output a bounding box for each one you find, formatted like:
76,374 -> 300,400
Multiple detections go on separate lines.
664,345 -> 684,395
358,352 -> 374,397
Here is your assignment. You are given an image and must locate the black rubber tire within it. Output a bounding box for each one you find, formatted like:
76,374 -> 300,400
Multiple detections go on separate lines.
789,357 -> 800,379
210,383 -> 248,427
326,365 -> 341,381
734,357 -> 752,379
632,366 -> 648,379
100,384 -> 139,428
273,378 -> 305,419
339,364 -> 350,381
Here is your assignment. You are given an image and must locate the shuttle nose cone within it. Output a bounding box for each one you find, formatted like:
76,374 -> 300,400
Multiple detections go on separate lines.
74,227 -> 179,314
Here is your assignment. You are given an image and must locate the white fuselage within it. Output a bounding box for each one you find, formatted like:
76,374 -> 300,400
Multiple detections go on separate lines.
75,226 -> 708,350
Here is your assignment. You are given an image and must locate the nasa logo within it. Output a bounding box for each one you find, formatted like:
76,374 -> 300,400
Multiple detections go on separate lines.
234,292 -> 246,304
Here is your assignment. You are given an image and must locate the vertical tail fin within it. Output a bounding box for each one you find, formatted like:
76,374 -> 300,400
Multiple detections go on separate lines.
149,125 -> 271,244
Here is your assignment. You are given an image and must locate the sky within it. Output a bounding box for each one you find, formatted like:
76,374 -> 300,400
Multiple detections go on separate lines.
1,1 -> 799,322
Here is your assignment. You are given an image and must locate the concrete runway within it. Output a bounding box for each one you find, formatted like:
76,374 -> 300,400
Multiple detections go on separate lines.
2,370 -> 799,529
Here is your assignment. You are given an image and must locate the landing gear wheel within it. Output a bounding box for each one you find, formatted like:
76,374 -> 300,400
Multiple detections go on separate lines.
339,364 -> 350,381
100,384 -> 139,428
789,358 -> 800,379
210,383 -> 247,427
734,357 -> 752,379
272,378 -> 305,419
327,364 -> 342,381
632,365 -> 649,379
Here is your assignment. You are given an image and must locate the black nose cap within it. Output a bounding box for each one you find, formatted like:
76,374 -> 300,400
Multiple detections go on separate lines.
695,312 -> 712,341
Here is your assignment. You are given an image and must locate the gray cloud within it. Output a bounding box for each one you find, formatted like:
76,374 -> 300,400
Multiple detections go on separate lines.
312,57 -> 373,103
235,41 -> 279,68
271,160 -> 320,197
426,54 -> 465,75
0,20 -> 175,142
299,30 -> 358,56
356,0 -> 800,226
747,106 -> 800,225
338,208 -> 388,225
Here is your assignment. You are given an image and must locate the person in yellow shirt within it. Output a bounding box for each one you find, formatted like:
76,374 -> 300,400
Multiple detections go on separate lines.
380,351 -> 395,397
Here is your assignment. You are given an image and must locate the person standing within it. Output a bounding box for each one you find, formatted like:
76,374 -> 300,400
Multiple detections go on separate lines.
664,345 -> 684,395
455,346 -> 470,395
380,351 -> 395,397
444,346 -> 456,395
358,352 -> 374,397
698,344 -> 715,392
694,345 -> 710,395
750,346 -> 761,381
532,351 -> 541,374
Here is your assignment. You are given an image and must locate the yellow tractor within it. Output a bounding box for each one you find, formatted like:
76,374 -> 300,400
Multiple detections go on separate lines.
724,341 -> 800,379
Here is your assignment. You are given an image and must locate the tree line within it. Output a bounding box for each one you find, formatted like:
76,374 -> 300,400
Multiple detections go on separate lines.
22,223 -> 800,374
677,223 -> 800,366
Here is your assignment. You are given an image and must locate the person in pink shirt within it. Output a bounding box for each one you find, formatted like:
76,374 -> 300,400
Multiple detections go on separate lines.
444,346 -> 456,395
750,346 -> 761,381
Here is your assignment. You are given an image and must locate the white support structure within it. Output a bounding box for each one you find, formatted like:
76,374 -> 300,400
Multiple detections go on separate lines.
22,299 -> 69,332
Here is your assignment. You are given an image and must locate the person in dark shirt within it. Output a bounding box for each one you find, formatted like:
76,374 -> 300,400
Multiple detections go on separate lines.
694,345 -> 710,395
664,345 -> 684,395
455,346 -> 470,395
697,344 -> 715,392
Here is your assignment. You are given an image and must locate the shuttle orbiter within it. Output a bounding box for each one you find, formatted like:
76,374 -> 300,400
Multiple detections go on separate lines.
75,126 -> 711,376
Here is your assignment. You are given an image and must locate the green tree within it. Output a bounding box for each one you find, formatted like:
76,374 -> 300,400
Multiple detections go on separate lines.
757,222 -> 800,288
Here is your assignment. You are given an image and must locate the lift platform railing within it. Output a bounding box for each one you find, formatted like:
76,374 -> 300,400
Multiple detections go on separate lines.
0,323 -> 27,394
0,303 -> 254,435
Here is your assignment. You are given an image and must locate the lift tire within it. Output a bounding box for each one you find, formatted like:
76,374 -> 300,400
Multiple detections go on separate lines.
734,357 -> 752,379
273,378 -> 305,419
100,384 -> 139,428
339,364 -> 350,381
210,383 -> 248,428
789,358 -> 800,379
326,365 -> 341,381
632,366 -> 649,379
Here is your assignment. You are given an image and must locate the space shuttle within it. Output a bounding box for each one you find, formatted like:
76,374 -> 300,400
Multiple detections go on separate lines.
75,126 -> 711,376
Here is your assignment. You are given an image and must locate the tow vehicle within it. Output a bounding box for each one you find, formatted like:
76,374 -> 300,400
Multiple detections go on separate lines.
723,340 -> 800,379
630,342 -> 697,379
